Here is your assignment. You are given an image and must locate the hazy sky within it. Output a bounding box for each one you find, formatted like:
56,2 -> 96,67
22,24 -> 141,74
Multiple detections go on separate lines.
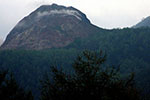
0,0 -> 150,40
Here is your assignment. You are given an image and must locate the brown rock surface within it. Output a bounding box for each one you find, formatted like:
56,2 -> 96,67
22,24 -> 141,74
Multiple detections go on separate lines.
1,4 -> 99,50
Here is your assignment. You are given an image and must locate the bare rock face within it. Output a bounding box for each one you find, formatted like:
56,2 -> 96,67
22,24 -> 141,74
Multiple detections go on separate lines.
1,4 -> 99,50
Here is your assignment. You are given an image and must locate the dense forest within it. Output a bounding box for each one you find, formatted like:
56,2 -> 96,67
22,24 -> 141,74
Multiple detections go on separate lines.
0,49 -> 79,100
0,50 -> 141,100
0,27 -> 150,99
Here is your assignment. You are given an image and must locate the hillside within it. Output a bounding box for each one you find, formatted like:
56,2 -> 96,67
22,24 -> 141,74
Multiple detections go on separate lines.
133,16 -> 150,28
0,28 -> 150,99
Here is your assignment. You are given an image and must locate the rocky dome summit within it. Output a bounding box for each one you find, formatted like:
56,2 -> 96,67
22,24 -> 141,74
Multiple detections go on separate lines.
29,4 -> 91,23
1,4 -> 99,50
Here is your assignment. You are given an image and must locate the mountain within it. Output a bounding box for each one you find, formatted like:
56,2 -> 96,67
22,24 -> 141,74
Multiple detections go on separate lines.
1,4 -> 100,50
1,3 -> 150,99
133,16 -> 150,28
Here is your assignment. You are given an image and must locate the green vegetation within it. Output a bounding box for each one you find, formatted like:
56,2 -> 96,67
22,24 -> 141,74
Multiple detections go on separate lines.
67,27 -> 150,95
0,27 -> 150,99
0,49 -> 79,99
40,51 -> 140,100
0,70 -> 33,100
0,51 -> 140,100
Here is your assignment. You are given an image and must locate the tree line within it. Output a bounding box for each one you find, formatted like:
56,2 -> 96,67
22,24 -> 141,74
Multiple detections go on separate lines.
0,50 -> 141,100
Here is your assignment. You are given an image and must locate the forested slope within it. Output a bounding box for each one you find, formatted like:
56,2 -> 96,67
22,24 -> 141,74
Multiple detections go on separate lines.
0,27 -> 150,99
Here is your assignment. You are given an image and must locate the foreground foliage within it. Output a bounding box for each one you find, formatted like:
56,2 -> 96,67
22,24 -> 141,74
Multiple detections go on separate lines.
0,70 -> 33,100
40,51 -> 140,100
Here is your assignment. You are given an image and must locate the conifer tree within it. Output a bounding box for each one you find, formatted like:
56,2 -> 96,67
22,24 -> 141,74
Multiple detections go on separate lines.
40,50 -> 140,100
0,70 -> 34,100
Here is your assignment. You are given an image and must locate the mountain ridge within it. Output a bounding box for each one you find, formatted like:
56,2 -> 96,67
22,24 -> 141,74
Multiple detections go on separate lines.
1,4 -> 100,50
133,16 -> 150,28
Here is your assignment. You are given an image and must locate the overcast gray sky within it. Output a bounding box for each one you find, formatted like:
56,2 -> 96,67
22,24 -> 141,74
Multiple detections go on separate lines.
0,0 -> 150,40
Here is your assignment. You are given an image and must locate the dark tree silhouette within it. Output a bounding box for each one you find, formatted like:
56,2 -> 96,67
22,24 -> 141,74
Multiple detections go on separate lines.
40,50 -> 140,100
0,70 -> 34,100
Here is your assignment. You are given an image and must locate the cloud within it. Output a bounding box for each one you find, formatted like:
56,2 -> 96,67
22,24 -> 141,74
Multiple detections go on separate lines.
37,11 -> 50,17
37,9 -> 82,20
